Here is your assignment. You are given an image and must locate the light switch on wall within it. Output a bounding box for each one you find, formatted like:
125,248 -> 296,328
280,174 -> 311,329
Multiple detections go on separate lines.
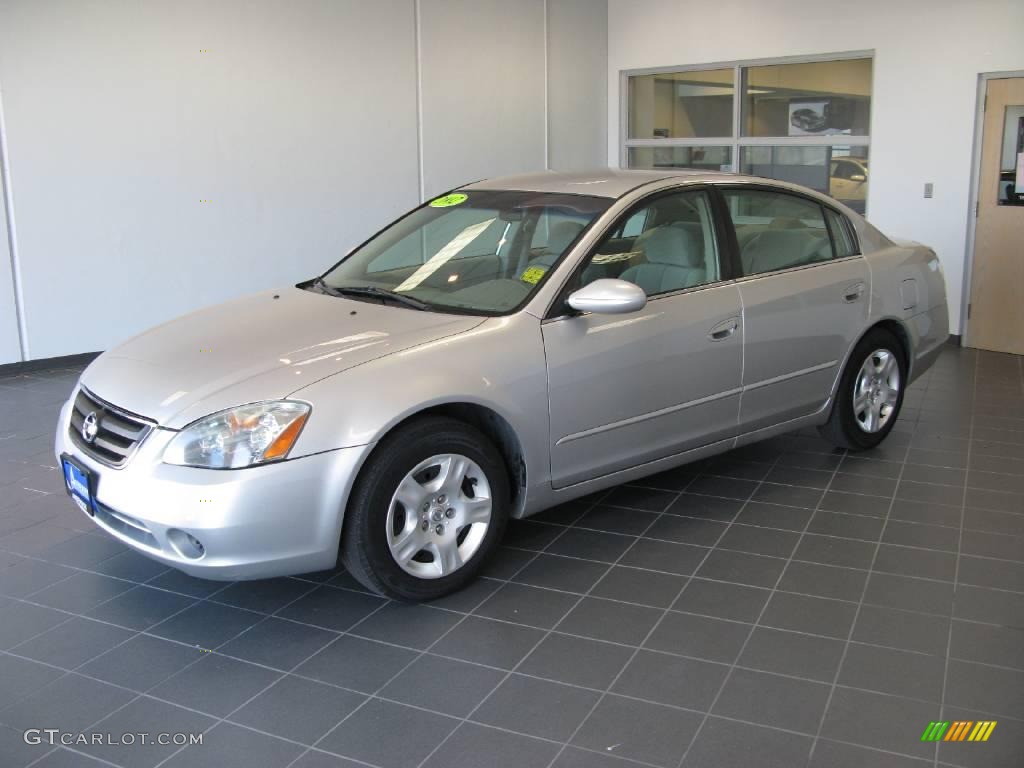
924,182 -> 934,198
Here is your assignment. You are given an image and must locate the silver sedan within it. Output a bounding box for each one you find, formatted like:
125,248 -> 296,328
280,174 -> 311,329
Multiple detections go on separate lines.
55,169 -> 948,600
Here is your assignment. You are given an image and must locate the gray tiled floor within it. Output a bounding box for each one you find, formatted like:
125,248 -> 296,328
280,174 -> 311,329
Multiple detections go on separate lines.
1,346 -> 1023,768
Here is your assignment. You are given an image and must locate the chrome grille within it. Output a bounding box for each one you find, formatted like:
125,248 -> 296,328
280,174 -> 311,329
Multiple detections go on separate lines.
69,388 -> 153,467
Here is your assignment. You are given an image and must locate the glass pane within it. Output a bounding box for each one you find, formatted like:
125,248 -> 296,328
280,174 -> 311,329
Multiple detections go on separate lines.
628,69 -> 734,139
721,188 -> 831,276
578,190 -> 720,296
998,105 -> 1024,205
825,209 -> 857,256
322,190 -> 610,314
627,145 -> 732,172
740,145 -> 868,214
742,59 -> 871,138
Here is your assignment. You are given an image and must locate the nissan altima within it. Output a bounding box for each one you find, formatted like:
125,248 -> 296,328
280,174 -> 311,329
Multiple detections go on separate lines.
56,169 -> 948,600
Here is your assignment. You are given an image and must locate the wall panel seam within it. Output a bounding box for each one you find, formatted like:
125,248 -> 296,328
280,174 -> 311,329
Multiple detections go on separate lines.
414,0 -> 425,201
0,81 -> 28,360
543,0 -> 549,169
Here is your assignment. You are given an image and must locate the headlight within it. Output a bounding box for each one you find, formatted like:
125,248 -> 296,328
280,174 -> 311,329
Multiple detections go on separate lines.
163,401 -> 310,469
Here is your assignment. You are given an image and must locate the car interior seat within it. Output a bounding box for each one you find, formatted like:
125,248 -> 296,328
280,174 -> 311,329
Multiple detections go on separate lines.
524,220 -> 585,273
741,228 -> 831,274
620,226 -> 706,294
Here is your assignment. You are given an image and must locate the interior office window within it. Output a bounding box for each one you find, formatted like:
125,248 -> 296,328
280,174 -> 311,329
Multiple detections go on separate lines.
628,69 -> 734,139
742,59 -> 872,137
627,146 -> 732,172
740,145 -> 869,214
624,57 -> 872,213
723,189 -> 832,275
575,190 -> 720,297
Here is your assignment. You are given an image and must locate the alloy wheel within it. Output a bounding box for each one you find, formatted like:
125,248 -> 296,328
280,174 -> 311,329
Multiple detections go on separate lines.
385,453 -> 492,579
852,348 -> 901,433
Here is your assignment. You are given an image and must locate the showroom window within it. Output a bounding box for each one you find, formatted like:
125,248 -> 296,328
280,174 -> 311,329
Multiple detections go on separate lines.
623,55 -> 872,214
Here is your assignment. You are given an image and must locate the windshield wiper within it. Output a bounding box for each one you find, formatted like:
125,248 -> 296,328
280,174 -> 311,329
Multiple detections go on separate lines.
316,280 -> 430,311
311,277 -> 343,296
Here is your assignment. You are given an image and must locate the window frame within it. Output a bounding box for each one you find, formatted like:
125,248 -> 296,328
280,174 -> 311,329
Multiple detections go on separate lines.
715,184 -> 863,279
620,51 -> 873,214
545,184 -> 735,319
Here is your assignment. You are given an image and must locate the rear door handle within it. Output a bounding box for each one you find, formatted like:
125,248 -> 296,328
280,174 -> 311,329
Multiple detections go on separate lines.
708,317 -> 740,341
843,282 -> 865,303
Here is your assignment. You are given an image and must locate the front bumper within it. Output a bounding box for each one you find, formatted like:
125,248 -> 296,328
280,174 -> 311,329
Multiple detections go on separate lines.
55,393 -> 369,580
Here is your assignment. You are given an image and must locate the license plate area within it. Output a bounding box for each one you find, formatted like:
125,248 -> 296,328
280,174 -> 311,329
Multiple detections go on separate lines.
61,454 -> 96,516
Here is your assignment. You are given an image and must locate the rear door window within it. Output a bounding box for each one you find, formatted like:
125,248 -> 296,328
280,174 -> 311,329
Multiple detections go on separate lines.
721,188 -> 834,276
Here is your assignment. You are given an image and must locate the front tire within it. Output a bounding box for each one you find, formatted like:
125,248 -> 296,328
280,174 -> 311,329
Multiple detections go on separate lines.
341,416 -> 509,601
819,328 -> 907,451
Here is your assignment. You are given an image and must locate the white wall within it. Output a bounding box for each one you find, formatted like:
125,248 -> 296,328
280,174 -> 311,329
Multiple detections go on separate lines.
0,0 -> 608,363
607,0 -> 1024,334
548,0 -> 608,171
420,0 -> 547,196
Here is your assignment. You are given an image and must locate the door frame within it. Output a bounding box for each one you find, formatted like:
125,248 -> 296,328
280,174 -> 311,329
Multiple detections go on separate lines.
962,70 -> 1024,346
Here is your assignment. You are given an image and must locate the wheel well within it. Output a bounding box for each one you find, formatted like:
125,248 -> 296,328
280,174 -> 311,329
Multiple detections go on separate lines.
871,319 -> 911,369
830,319 -> 912,406
381,404 -> 527,515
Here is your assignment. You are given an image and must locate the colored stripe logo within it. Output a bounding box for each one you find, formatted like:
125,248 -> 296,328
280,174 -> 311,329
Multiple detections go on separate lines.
921,721 -> 996,742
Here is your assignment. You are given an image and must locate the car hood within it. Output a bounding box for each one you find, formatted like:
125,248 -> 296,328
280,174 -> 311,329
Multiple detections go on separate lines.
79,287 -> 484,428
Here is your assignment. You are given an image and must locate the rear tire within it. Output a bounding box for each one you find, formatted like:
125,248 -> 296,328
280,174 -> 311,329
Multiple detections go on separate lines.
340,416 -> 509,601
819,328 -> 907,451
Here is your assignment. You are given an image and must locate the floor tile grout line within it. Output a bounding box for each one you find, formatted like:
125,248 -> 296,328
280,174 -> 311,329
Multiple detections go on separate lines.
14,530 -> 1023,616
275,489 -> 612,768
0,652 -> 984,768
2,348 -> 1020,768
17,636 -> 1003,768
5,469 -> 1024,591
8,456 -> 1015,757
37,573 -> 327,768
413,474 -> 700,768
807,354 -> 937,764
143,573 -> 402,768
545,453 -> 786,768
933,350 -> 978,768
12,564 -> 263,768
2,548 -> 246,706
496,499 -> 1024,555
3,541 -> 1021,651
933,347 -> 980,768
30,746 -> 121,768
12,558 -> 1021,705
11,618 -> 1022,736
421,474 -> 723,768
507,526 -> 1024,567
494,539 -> 1024,590
678,438 -> 847,768
4,556 -> 253,662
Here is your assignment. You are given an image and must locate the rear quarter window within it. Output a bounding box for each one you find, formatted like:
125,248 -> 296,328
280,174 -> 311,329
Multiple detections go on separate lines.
825,208 -> 859,257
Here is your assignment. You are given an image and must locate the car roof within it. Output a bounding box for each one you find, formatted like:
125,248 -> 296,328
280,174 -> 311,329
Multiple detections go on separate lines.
460,168 -> 753,199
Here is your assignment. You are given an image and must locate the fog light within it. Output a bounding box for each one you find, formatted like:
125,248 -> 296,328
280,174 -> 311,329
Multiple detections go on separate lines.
167,528 -> 205,559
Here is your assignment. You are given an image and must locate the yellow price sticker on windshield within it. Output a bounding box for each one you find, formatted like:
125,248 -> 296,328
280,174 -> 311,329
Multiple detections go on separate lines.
429,193 -> 468,208
520,266 -> 547,284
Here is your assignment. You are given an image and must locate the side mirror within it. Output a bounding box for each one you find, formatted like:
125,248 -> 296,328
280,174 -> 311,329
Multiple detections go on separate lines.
849,174 -> 866,182
567,279 -> 647,315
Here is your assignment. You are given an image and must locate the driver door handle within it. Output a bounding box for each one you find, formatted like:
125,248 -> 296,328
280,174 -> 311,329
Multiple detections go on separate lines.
708,317 -> 740,341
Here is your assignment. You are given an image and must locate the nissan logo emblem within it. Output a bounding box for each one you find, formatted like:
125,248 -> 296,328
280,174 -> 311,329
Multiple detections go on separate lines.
82,412 -> 99,444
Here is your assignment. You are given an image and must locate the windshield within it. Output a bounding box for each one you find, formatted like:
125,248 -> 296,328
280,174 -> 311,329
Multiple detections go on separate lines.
315,190 -> 611,315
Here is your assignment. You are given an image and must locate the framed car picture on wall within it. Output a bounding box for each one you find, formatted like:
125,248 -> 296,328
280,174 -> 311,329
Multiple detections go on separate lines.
788,100 -> 829,135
